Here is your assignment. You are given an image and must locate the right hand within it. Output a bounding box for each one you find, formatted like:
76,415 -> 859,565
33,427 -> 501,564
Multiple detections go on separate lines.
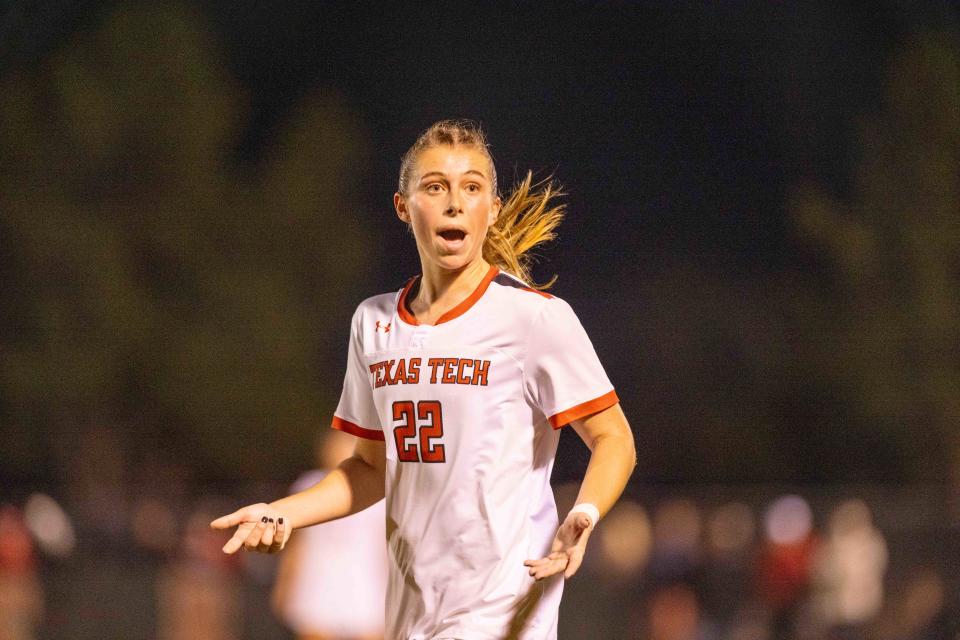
209,503 -> 292,554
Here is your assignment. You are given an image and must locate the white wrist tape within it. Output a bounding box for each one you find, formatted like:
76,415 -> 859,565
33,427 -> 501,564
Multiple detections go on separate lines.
569,503 -> 600,528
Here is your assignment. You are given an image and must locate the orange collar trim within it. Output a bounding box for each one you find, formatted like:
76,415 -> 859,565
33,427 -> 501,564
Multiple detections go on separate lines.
397,264 -> 499,326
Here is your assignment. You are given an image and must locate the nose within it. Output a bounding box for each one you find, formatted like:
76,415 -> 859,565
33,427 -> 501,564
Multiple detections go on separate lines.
445,190 -> 462,215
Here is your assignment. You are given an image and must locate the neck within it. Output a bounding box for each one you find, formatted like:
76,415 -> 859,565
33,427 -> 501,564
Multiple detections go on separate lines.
411,257 -> 491,322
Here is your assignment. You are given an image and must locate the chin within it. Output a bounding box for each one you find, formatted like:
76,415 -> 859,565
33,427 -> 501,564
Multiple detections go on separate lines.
430,252 -> 477,273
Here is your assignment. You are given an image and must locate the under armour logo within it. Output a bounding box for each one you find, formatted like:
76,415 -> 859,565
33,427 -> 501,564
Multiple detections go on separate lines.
375,321 -> 391,333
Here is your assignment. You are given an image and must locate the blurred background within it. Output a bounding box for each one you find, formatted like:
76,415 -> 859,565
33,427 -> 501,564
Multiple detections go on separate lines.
1,1 -> 958,638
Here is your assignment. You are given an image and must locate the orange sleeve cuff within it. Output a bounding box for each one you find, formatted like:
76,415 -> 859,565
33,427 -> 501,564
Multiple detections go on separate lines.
331,416 -> 385,441
547,390 -> 619,430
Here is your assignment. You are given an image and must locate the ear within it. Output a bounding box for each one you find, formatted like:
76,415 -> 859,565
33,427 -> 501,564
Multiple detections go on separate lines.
394,193 -> 410,224
488,197 -> 501,227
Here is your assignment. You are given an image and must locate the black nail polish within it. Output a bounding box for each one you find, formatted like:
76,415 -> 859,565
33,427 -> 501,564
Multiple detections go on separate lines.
278,517 -> 284,525
268,517 -> 274,523
261,516 -> 268,523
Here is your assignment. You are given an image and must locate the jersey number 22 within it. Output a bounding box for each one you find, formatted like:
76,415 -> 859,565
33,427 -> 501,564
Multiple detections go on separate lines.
392,400 -> 446,463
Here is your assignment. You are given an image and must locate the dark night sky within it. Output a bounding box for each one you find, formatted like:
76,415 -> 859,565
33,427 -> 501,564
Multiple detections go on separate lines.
199,1 -> 905,288
0,1 -> 929,291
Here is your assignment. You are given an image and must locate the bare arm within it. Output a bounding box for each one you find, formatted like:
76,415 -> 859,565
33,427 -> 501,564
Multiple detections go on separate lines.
269,438 -> 386,529
210,438 -> 386,554
525,403 -> 636,579
569,402 -> 636,517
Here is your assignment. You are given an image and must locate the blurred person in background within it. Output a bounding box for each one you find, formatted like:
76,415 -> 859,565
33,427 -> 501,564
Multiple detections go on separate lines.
66,425 -> 131,547
130,457 -> 192,556
701,502 -> 756,628
271,430 -> 387,640
879,567 -> 954,640
647,499 -> 704,586
722,603 -> 773,640
756,495 -> 818,639
0,505 -> 43,640
811,499 -> 887,638
156,502 -> 242,640
209,119 -> 637,639
640,582 -> 716,640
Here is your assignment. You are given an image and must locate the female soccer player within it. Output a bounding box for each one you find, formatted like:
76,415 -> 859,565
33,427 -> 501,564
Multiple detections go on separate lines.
211,120 -> 637,640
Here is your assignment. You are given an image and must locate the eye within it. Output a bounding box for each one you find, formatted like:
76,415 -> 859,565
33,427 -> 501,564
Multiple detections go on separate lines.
425,182 -> 444,193
465,183 -> 481,193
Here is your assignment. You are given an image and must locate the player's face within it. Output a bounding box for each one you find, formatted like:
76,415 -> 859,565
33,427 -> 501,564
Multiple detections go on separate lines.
395,145 -> 500,273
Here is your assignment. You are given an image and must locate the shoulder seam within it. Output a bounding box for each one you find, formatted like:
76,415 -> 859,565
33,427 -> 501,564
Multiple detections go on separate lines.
492,272 -> 554,299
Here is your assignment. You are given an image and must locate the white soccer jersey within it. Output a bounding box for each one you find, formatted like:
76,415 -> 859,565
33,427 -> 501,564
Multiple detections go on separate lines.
332,265 -> 618,640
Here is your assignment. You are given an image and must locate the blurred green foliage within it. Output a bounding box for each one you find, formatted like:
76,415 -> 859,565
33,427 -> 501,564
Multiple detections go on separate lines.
0,4 -> 372,480
788,33 -> 960,487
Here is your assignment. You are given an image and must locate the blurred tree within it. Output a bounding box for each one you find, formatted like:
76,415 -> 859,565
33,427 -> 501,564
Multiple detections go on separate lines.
788,33 -> 960,507
0,3 -> 372,482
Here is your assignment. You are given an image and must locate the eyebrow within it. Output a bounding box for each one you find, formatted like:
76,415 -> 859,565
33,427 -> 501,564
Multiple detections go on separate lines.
419,169 -> 488,181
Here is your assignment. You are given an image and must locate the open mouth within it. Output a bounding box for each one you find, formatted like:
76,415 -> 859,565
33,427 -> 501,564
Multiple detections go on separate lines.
438,229 -> 466,242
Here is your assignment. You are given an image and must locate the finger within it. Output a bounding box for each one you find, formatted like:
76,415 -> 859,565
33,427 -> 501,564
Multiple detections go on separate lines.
563,523 -> 594,578
222,522 -> 256,554
243,516 -> 269,550
210,508 -> 251,530
525,551 -> 565,566
257,518 -> 276,552
574,513 -> 593,531
269,517 -> 286,553
525,553 -> 566,578
261,518 -> 276,547
530,556 -> 568,580
557,515 -> 591,547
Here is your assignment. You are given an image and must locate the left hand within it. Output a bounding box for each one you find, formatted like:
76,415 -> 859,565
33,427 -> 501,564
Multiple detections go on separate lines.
523,510 -> 595,580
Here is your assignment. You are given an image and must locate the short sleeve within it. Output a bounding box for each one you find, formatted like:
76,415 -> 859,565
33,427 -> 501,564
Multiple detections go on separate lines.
523,297 -> 618,429
331,308 -> 384,441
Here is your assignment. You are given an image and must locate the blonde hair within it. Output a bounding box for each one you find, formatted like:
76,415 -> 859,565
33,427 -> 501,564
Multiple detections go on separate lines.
398,119 -> 564,289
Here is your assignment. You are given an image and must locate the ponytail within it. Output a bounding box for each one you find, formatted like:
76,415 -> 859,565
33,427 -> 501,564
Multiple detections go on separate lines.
483,172 -> 564,289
